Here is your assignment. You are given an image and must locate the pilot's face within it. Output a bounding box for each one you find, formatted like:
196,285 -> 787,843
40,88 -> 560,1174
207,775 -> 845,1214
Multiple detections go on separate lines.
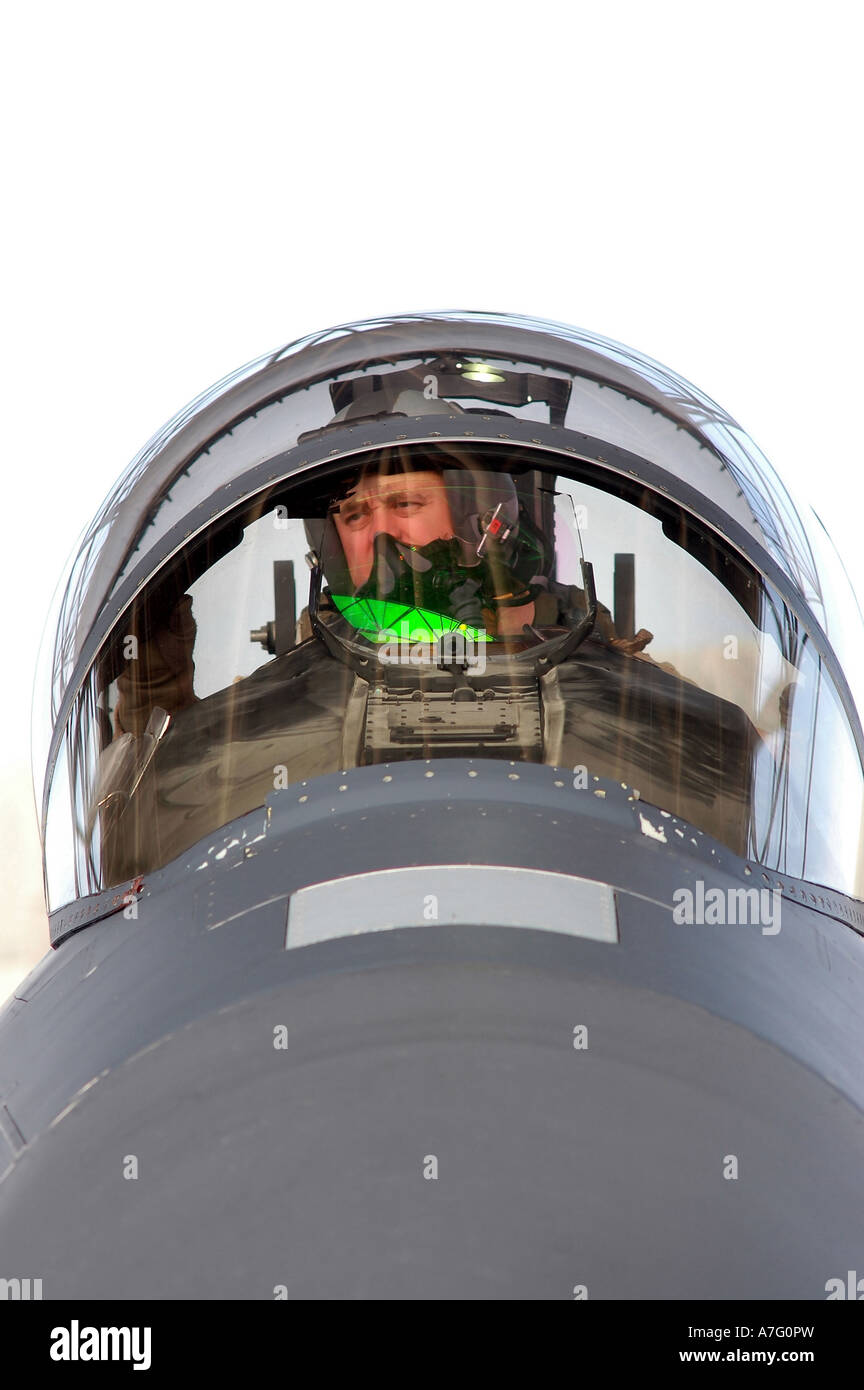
332,470 -> 455,589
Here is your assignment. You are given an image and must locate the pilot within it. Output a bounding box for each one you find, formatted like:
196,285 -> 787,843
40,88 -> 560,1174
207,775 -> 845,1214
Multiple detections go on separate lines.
96,447 -> 728,889
310,449 -> 654,652
113,448 -> 654,737
316,453 -> 539,640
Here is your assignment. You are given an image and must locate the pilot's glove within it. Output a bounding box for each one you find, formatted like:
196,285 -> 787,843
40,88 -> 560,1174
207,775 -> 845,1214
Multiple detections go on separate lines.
608,628 -> 654,656
115,594 -> 198,735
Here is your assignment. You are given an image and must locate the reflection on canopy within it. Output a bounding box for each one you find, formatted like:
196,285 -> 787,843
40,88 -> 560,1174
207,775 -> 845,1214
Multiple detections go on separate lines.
40,447 -> 864,911
34,316 -> 864,919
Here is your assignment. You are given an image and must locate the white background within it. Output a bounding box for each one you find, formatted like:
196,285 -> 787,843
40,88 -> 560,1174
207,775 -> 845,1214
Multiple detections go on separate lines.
2,1 -> 862,996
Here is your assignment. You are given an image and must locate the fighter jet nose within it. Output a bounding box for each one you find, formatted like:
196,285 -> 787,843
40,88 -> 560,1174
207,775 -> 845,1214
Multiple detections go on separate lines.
9,312 -> 864,1302
2,909 -> 862,1299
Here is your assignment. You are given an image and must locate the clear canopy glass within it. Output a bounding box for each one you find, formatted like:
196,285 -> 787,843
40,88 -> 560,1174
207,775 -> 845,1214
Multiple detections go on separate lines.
35,313 -> 864,913
43,443 -> 864,909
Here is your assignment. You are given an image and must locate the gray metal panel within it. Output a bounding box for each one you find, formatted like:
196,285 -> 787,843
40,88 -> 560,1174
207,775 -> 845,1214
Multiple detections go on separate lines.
3,947 -> 863,1299
285,865 -> 618,949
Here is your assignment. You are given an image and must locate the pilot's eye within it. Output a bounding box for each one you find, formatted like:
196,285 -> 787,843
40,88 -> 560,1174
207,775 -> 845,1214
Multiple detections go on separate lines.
388,492 -> 428,513
339,501 -> 373,527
